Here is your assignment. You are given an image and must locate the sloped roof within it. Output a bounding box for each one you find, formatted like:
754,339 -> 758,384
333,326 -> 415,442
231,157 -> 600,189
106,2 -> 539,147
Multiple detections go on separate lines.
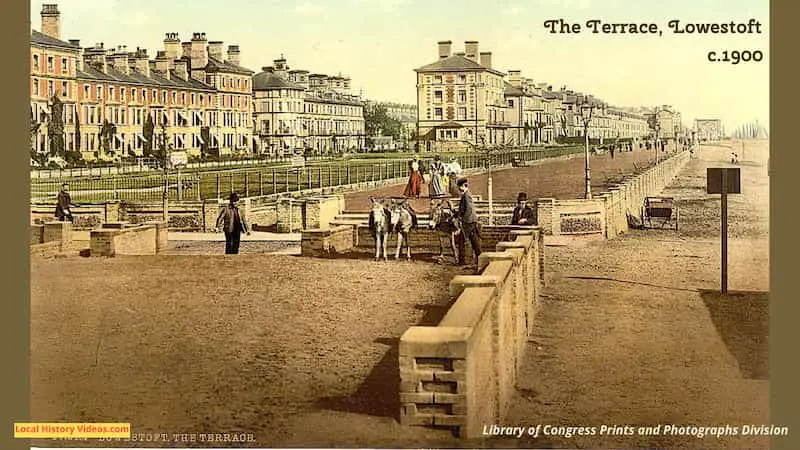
205,56 -> 254,75
504,82 -> 525,97
252,71 -> 304,91
30,30 -> 80,51
414,54 -> 505,76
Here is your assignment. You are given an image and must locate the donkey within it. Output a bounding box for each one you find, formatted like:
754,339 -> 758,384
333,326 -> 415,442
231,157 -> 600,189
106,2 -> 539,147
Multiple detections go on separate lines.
389,199 -> 414,261
428,199 -> 461,264
368,197 -> 391,261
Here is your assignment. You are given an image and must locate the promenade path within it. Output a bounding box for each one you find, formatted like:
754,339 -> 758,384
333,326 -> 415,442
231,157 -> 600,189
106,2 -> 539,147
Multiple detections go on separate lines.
345,144 -> 670,212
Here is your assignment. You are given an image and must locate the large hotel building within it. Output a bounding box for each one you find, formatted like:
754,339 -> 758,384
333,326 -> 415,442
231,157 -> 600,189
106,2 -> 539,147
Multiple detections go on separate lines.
415,40 -> 657,152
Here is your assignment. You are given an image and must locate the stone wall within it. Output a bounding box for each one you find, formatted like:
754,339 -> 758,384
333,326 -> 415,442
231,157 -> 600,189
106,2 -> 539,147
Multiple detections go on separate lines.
398,228 -> 542,437
89,223 -> 165,257
300,225 -> 355,257
534,149 -> 692,239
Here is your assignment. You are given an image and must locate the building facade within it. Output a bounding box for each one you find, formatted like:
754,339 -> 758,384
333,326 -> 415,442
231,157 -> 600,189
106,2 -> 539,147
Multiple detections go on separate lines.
30,4 -> 254,163
252,57 -> 365,156
415,40 -> 653,152
414,40 -> 508,152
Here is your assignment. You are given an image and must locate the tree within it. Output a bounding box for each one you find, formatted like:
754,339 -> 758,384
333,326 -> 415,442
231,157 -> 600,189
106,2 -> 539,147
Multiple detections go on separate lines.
143,112 -> 155,157
47,94 -> 65,158
65,115 -> 83,166
364,103 -> 402,140
100,119 -> 118,160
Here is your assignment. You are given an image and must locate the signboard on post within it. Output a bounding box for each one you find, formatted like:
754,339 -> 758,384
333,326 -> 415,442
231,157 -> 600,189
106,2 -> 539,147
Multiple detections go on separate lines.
706,167 -> 742,294
707,168 -> 741,194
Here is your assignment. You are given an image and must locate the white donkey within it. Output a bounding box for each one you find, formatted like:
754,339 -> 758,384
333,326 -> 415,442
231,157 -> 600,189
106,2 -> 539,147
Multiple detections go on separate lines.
367,197 -> 391,261
390,199 -> 414,261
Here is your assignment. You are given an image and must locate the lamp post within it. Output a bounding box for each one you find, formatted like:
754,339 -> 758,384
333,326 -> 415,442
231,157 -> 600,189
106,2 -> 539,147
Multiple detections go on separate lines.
580,102 -> 594,199
654,122 -> 661,165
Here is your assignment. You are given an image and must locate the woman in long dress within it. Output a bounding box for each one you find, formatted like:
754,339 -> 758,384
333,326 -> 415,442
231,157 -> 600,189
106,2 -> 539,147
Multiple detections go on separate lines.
429,155 -> 446,199
446,157 -> 462,197
403,156 -> 424,198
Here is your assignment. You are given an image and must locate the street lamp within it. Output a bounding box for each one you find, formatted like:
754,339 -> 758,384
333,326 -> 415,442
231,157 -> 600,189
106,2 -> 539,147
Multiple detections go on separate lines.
654,122 -> 661,165
580,101 -> 594,199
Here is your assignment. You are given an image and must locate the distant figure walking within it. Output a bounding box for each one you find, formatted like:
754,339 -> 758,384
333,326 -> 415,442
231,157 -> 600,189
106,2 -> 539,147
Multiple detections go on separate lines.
403,155 -> 424,198
55,182 -> 75,223
216,192 -> 250,254
429,155 -> 447,199
455,179 -> 481,268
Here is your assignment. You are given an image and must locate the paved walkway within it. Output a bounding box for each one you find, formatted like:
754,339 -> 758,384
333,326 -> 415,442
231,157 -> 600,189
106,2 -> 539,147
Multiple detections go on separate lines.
503,141 -> 770,449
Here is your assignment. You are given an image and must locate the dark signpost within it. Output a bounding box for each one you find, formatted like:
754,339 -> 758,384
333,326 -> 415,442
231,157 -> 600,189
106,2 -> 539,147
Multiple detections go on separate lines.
707,167 -> 741,293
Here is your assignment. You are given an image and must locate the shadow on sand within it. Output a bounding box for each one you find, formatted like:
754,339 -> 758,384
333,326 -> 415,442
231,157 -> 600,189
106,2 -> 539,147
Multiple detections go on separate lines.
315,300 -> 456,421
698,289 -> 769,380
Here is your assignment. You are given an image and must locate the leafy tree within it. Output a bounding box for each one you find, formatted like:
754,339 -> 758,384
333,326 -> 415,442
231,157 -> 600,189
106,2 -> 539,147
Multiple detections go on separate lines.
100,119 -> 117,159
364,103 -> 402,140
143,112 -> 155,157
47,94 -> 65,158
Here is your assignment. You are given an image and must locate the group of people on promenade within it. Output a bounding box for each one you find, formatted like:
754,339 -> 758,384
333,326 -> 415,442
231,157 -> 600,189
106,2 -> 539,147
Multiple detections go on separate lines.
402,155 -> 463,199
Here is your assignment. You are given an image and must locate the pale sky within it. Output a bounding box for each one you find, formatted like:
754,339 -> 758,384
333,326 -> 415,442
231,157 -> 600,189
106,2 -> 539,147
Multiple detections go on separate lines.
30,0 -> 769,131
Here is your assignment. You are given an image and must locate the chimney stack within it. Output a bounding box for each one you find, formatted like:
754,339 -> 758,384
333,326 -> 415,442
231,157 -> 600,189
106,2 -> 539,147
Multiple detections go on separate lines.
464,40 -> 479,62
273,56 -> 288,79
163,33 -> 181,69
181,41 -> 192,62
227,45 -> 241,66
40,4 -> 60,40
190,32 -> 208,70
174,58 -> 189,80
508,69 -> 521,88
155,51 -> 170,79
208,41 -> 224,62
111,52 -> 130,75
437,40 -> 452,59
479,51 -> 492,69
133,48 -> 150,77
84,44 -> 108,74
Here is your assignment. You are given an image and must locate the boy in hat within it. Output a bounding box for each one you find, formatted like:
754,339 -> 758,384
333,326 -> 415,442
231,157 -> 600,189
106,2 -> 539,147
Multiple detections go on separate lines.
511,192 -> 534,226
216,192 -> 250,254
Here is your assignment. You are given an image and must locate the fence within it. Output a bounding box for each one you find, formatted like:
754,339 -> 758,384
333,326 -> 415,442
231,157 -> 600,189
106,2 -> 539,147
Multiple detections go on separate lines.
31,147 -> 583,203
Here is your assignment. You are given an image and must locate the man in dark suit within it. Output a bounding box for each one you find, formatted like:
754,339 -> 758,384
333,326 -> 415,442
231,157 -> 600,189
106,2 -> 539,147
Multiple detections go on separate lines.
456,178 -> 481,267
216,192 -> 250,254
55,183 -> 75,222
511,192 -> 535,226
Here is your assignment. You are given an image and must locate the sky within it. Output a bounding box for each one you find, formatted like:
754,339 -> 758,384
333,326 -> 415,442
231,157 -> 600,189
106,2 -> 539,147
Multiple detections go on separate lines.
30,0 -> 769,131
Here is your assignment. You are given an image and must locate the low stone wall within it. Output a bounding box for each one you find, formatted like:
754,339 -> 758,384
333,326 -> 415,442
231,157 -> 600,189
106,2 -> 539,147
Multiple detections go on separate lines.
398,228 -> 542,437
534,149 -> 692,238
300,225 -> 355,257
89,222 -> 167,257
352,224 -> 535,260
30,221 -> 73,257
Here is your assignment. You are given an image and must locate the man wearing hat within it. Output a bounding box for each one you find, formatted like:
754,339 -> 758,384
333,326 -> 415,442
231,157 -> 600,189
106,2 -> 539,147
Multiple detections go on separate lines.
55,182 -> 75,222
455,178 -> 481,267
216,192 -> 250,254
511,192 -> 534,226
